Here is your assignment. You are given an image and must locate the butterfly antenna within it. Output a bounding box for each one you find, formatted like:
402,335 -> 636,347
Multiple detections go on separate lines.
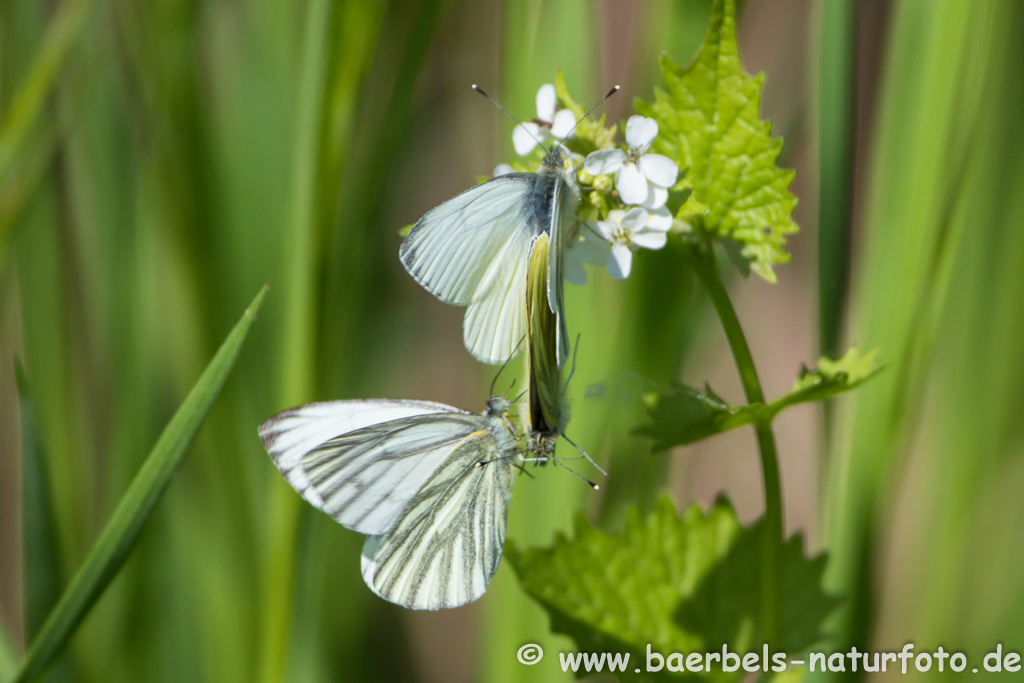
489,335 -> 526,397
562,432 -> 608,477
555,85 -> 621,156
517,452 -> 597,488
472,85 -> 549,154
554,459 -> 600,489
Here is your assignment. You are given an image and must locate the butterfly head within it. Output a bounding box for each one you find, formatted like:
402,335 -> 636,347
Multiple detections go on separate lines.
527,431 -> 558,461
485,395 -> 512,417
541,146 -> 569,173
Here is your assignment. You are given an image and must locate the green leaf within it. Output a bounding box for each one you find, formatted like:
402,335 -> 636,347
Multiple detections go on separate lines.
673,516 -> 840,657
636,347 -> 882,451
635,382 -> 762,451
507,496 -> 838,681
10,284 -> 268,683
635,0 -> 798,282
779,346 -> 883,410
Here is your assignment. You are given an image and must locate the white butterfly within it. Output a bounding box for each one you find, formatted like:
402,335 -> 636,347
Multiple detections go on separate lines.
258,396 -> 522,610
400,145 -> 578,368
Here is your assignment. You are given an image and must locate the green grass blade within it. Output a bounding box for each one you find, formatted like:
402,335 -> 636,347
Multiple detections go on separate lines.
15,363 -> 64,645
815,2 -> 1008,678
258,0 -> 334,679
0,0 -> 91,259
8,284 -> 268,683
0,629 -> 14,682
816,0 -> 856,362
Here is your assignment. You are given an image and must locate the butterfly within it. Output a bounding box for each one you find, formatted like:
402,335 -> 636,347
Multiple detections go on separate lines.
523,243 -> 606,483
524,231 -> 566,449
400,145 -> 577,368
258,396 -> 523,610
399,85 -> 619,368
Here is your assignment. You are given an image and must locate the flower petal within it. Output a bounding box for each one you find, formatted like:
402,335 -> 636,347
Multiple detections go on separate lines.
513,122 -> 543,156
551,109 -> 576,139
638,183 -> 668,209
584,149 -> 625,176
574,236 -> 612,265
588,219 -> 616,242
608,242 -> 633,279
616,163 -> 649,204
620,207 -> 649,230
631,230 -> 668,250
536,84 -> 556,122
645,206 -> 673,231
638,153 -> 678,188
564,250 -> 589,285
625,115 -> 658,151
493,163 -> 514,177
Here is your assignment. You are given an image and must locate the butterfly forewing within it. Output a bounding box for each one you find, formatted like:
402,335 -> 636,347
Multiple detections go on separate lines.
360,424 -> 518,609
545,164 -> 577,367
401,176 -> 535,364
300,413 -> 493,535
260,400 -> 478,535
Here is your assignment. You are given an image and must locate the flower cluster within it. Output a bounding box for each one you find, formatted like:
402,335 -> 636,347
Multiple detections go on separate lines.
501,85 -> 682,283
512,84 -> 576,156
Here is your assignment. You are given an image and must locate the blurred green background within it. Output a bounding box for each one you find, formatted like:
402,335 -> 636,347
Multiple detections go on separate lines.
2,0 -> 1023,681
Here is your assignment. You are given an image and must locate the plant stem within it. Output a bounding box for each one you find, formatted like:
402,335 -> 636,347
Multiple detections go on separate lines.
686,240 -> 783,649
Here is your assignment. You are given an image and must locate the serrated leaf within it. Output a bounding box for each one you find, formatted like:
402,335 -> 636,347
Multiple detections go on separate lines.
636,347 -> 882,451
768,346 -> 883,421
635,0 -> 798,282
507,496 -> 838,681
674,520 -> 841,656
785,346 -> 882,400
635,382 -> 762,451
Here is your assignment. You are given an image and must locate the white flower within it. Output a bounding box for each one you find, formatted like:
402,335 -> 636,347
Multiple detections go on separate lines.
565,225 -> 613,285
583,115 -> 679,208
512,84 -> 577,156
576,208 -> 670,280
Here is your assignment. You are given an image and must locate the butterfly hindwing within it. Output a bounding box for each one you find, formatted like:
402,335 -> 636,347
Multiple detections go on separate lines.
361,423 -> 517,610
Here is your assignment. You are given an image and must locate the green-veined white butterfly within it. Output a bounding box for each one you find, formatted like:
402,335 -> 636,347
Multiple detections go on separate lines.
523,237 -> 606,477
399,85 -> 619,367
524,232 -> 565,444
258,396 -> 522,610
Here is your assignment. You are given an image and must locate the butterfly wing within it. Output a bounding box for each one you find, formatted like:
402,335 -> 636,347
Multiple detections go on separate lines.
546,171 -> 578,368
259,400 -> 485,535
400,175 -> 535,364
525,233 -> 566,436
360,422 -> 518,610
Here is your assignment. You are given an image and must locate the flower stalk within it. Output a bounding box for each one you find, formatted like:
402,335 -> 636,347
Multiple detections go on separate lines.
684,238 -> 783,649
